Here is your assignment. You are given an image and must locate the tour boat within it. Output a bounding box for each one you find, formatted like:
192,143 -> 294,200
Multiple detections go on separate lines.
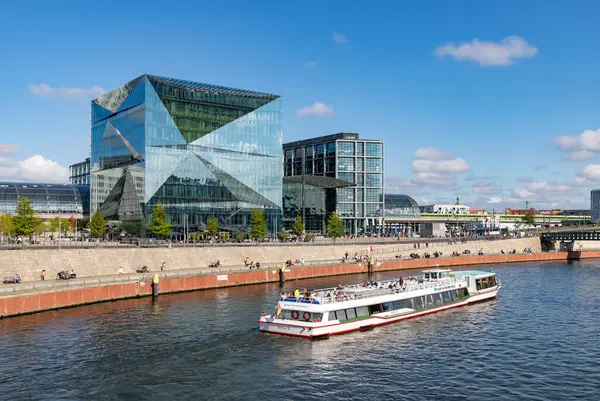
258,269 -> 500,339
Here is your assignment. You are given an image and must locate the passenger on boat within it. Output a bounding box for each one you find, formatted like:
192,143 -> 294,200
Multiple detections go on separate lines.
294,288 -> 300,298
399,277 -> 404,287
336,284 -> 343,290
280,290 -> 286,300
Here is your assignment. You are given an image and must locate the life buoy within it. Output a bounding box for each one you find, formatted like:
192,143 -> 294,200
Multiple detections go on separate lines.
303,311 -> 311,321
291,310 -> 299,320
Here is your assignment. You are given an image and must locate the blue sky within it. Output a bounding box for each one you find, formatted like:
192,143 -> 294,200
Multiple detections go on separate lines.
1,0 -> 600,210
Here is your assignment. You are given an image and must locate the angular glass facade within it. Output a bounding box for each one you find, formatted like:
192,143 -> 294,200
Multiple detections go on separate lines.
91,75 -> 282,233
283,133 -> 384,234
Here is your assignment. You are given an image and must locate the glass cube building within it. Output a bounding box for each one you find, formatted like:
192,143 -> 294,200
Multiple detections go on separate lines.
90,74 -> 282,233
283,133 -> 384,234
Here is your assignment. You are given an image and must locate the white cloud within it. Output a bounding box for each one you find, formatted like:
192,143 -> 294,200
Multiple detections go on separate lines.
414,146 -> 454,161
487,197 -> 503,204
473,180 -> 502,194
29,83 -> 105,100
296,102 -> 335,117
411,158 -> 470,174
564,150 -> 595,162
579,164 -> 600,181
512,187 -> 536,198
434,36 -> 538,66
411,172 -> 456,188
332,33 -> 348,44
0,146 -> 69,183
303,61 -> 318,68
554,129 -> 600,163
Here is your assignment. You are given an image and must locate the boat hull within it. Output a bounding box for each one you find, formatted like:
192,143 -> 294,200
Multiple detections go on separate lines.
259,286 -> 500,339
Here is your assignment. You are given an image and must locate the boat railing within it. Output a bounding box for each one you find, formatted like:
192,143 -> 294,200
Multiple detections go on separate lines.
310,277 -> 465,304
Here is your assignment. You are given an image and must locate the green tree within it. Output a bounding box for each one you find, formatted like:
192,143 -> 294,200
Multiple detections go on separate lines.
12,197 -> 40,237
206,215 -> 219,237
0,213 -> 14,236
326,212 -> 344,240
121,222 -> 142,236
147,204 -> 172,238
292,216 -> 304,238
279,231 -> 289,241
521,214 -> 535,227
90,210 -> 106,238
250,209 -> 267,239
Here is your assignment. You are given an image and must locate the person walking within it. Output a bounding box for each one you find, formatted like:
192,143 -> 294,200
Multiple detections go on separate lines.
161,262 -> 166,271
40,270 -> 46,281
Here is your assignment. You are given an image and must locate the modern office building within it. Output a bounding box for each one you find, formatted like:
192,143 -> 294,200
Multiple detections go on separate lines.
69,158 -> 91,185
282,175 -> 354,233
591,190 -> 600,222
0,182 -> 90,219
91,74 -> 282,233
283,133 -> 384,234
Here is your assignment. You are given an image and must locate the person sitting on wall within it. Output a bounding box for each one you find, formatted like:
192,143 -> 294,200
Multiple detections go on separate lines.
244,257 -> 250,267
118,266 -> 124,275
255,262 -> 260,269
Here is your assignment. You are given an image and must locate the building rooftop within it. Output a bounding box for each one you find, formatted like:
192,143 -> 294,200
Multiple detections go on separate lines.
283,132 -> 382,148
384,194 -> 419,209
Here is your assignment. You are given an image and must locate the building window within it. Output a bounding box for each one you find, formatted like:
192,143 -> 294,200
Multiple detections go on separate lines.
338,203 -> 355,217
356,173 -> 364,186
305,161 -> 313,175
366,142 -> 383,157
366,173 -> 382,187
326,142 -> 336,157
356,142 -> 364,156
356,203 -> 364,217
356,188 -> 364,202
295,148 -> 303,160
366,189 -> 383,202
338,141 -> 355,156
316,144 -> 325,158
357,158 -> 364,171
315,159 -> 325,174
337,157 -> 355,172
285,163 -> 292,177
337,188 -> 355,202
285,149 -> 293,162
326,158 -> 336,172
305,145 -> 314,159
293,161 -> 302,176
338,172 -> 355,183
366,204 -> 382,217
366,158 -> 382,172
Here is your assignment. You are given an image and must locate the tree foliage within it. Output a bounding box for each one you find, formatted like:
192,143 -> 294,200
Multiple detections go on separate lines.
121,222 -> 142,236
326,212 -> 344,240
206,216 -> 219,237
90,210 -> 106,238
521,214 -> 535,227
147,204 -> 172,238
292,216 -> 304,237
12,197 -> 40,237
279,231 -> 289,241
250,209 -> 267,239
0,213 -> 13,236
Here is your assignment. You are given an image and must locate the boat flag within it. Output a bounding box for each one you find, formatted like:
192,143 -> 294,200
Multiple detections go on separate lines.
275,303 -> 282,319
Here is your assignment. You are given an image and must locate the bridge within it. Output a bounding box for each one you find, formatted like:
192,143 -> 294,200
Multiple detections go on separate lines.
384,214 -> 590,225
541,230 -> 600,241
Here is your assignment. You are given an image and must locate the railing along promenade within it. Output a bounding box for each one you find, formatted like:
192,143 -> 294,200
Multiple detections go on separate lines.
0,232 -> 541,251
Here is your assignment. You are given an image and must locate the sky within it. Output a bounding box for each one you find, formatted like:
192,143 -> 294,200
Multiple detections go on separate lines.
1,0 -> 600,210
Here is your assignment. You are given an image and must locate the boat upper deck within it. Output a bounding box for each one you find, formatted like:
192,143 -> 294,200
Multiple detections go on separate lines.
282,275 -> 469,305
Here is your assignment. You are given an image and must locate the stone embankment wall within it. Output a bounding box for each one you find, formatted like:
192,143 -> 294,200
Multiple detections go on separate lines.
0,237 -> 540,282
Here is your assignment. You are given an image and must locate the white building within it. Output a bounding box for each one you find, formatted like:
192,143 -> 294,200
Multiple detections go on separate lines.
419,204 -> 471,215
591,190 -> 600,222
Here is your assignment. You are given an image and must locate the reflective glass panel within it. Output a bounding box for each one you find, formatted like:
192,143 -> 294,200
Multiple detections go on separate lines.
366,173 -> 382,187
356,142 -> 364,156
366,189 -> 383,202
338,157 -> 355,172
366,142 -> 383,156
337,188 -> 355,202
366,158 -> 382,172
357,158 -> 364,171
326,142 -> 336,157
338,172 -> 355,183
337,141 -> 355,155
316,144 -> 325,158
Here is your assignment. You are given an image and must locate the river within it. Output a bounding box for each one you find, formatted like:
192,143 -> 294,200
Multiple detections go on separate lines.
1,261 -> 599,401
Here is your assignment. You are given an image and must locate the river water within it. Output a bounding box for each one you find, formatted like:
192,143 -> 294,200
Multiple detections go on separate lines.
1,261 -> 599,401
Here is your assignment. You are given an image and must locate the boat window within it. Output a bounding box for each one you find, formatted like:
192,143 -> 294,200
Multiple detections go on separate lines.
476,279 -> 482,290
413,296 -> 425,310
382,302 -> 394,312
457,288 -> 468,298
425,295 -> 435,308
356,306 -> 370,317
449,290 -> 457,301
334,310 -> 346,321
435,294 -> 444,306
345,308 -> 357,319
424,273 -> 430,280
369,304 -> 382,314
489,276 -> 496,286
442,291 -> 453,304
431,272 -> 437,279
